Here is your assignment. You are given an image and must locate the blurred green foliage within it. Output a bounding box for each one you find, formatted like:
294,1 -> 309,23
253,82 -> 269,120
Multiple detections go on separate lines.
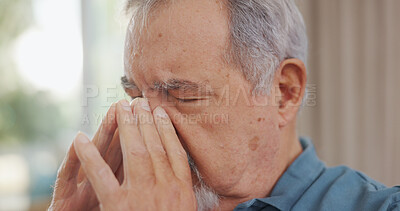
0,0 -> 65,143
0,0 -> 33,47
0,90 -> 64,143
0,0 -> 33,88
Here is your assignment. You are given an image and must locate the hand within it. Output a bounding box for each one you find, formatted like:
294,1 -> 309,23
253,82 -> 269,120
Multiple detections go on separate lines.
72,98 -> 197,211
49,104 -> 124,211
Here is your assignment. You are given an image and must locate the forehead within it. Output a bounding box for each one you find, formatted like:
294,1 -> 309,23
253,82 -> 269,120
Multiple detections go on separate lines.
125,0 -> 230,87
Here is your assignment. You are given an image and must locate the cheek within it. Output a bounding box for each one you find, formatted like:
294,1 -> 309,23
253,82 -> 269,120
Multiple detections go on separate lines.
163,101 -> 281,193
166,106 -> 226,149
164,106 -> 253,189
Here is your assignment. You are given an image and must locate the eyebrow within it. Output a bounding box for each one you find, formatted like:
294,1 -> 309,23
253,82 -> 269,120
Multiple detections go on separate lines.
121,76 -> 138,90
154,79 -> 206,92
121,76 -> 212,94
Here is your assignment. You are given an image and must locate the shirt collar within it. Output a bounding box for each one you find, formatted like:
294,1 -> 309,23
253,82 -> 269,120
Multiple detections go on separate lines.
234,137 -> 326,210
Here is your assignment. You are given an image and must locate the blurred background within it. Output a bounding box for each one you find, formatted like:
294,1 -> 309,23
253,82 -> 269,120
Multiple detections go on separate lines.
0,0 -> 399,210
0,0 -> 127,210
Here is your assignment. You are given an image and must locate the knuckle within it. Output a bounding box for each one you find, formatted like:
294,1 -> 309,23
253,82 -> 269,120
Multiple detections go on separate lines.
136,113 -> 153,124
149,146 -> 167,157
79,152 -> 92,164
158,122 -> 174,133
174,149 -> 188,160
129,147 -> 150,158
102,118 -> 116,132
105,109 -> 117,126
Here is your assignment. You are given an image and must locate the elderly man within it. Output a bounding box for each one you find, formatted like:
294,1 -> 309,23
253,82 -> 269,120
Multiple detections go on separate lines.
49,0 -> 400,210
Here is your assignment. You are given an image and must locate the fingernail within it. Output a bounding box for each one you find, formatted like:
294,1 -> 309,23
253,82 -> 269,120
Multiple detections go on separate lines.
120,99 -> 131,111
139,98 -> 151,112
154,106 -> 168,119
130,98 -> 138,106
76,132 -> 89,143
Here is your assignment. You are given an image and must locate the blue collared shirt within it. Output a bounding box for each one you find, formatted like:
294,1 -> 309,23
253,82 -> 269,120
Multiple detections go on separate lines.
234,137 -> 400,211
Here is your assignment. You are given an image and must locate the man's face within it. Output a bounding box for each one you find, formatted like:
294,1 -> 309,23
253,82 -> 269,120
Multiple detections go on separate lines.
123,0 -> 285,198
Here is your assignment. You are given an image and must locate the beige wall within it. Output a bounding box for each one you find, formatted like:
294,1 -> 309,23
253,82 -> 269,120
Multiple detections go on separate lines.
297,0 -> 400,186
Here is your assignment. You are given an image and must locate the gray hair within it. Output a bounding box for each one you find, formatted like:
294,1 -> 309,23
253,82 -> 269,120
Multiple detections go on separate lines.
124,0 -> 307,94
187,154 -> 220,211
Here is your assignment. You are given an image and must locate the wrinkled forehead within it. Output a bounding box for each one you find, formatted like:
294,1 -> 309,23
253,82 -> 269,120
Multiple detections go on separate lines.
124,0 -> 230,85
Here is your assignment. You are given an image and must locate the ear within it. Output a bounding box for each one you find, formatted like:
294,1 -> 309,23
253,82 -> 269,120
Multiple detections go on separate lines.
275,58 -> 307,128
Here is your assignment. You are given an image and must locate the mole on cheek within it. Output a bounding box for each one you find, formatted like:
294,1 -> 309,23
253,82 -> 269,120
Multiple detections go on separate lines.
257,117 -> 266,122
248,136 -> 260,151
158,33 -> 163,38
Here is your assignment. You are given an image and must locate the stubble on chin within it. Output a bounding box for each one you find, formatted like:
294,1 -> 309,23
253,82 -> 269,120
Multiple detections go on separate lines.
187,153 -> 220,211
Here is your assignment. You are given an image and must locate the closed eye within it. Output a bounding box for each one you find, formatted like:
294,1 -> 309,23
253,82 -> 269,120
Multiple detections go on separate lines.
176,98 -> 199,103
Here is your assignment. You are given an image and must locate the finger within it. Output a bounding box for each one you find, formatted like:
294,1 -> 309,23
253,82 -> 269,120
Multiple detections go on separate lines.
58,138 -> 80,182
153,106 -> 192,183
94,103 -> 117,157
53,135 -> 81,199
77,103 -> 117,181
115,162 -> 124,185
135,98 -> 174,182
116,99 -> 154,185
74,132 -> 120,204
104,129 -> 122,173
